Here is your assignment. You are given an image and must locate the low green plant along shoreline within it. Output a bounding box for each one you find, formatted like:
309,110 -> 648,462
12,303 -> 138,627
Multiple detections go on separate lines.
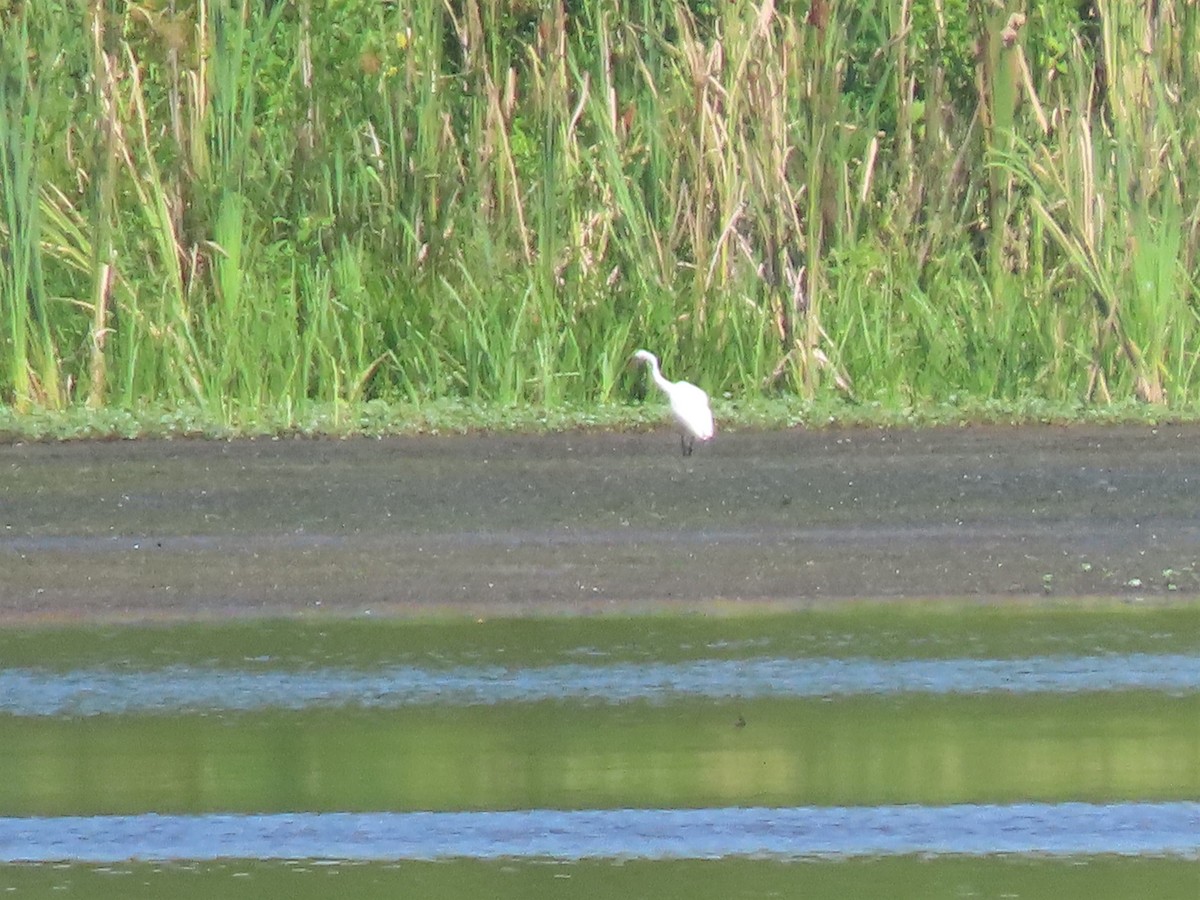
2,1 -> 1200,437
0,395 -> 1195,443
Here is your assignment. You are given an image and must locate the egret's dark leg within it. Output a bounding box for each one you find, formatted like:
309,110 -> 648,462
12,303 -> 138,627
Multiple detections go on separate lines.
681,434 -> 693,456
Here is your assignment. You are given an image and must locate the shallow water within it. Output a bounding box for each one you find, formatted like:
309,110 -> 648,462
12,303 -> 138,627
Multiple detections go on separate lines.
5,429 -> 1200,895
4,856 -> 1199,900
2,615 -> 1199,896
5,803 -> 1199,863
4,653 -> 1200,717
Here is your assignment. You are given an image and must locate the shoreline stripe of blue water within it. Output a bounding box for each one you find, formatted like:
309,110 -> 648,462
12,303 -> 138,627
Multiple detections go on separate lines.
3,654 -> 1199,716
2,803 -> 1198,863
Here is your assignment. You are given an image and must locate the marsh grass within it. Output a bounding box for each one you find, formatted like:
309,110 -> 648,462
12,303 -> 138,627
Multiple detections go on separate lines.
996,1 -> 1200,405
0,12 -> 62,411
3,0 -> 1200,429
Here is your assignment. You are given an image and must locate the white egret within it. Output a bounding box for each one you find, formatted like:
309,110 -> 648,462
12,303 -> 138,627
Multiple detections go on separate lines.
631,349 -> 715,456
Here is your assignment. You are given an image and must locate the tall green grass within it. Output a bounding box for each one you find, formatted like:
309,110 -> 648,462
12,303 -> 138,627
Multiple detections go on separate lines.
0,10 -> 62,411
3,0 -> 1200,426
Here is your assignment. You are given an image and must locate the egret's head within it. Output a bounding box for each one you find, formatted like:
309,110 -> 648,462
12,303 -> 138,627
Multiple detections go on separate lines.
630,349 -> 657,368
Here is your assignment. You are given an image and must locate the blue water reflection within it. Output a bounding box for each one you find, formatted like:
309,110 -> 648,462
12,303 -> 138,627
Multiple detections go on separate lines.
2,654 -> 1198,716
3,803 -> 1198,863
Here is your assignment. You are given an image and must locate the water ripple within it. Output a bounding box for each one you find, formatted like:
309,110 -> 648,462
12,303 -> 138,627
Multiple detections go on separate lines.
2,803 -> 1197,862
0,654 -> 1197,716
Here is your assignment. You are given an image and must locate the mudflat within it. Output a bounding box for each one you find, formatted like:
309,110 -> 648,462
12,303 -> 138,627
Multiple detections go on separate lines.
3,424 -> 1199,623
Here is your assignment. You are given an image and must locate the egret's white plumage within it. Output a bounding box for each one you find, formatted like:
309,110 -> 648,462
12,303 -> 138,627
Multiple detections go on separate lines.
631,349 -> 715,456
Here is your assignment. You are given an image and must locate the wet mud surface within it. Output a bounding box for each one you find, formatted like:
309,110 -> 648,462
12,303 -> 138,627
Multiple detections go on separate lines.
3,424 -> 1200,622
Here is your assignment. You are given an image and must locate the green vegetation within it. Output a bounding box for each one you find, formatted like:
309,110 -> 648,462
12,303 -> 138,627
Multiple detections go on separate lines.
2,0 -> 1200,435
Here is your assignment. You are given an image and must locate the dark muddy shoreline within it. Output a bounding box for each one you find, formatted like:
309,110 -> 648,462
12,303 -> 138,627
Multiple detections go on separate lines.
3,425 -> 1200,623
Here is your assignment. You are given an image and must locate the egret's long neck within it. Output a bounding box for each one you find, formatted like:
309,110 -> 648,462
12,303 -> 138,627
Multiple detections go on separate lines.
645,357 -> 672,394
